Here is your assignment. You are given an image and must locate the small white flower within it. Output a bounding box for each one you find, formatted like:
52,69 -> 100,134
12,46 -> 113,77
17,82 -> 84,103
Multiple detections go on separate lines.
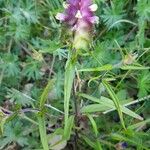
63,2 -> 70,9
89,4 -> 98,12
75,10 -> 83,19
89,16 -> 99,24
55,13 -> 66,21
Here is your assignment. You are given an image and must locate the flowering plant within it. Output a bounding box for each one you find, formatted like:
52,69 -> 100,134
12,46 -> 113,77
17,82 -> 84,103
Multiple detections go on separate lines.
56,0 -> 99,50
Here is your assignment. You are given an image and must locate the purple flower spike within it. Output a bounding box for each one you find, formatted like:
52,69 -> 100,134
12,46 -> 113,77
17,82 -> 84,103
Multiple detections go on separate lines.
56,0 -> 99,50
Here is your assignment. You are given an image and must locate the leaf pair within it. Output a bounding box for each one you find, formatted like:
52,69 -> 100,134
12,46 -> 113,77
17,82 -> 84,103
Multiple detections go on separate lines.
80,80 -> 143,130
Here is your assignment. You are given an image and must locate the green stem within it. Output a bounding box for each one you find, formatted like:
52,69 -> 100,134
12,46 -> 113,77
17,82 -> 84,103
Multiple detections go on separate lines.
38,114 -> 49,150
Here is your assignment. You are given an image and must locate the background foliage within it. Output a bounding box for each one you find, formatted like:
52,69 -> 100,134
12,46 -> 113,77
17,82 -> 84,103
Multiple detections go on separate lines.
0,0 -> 150,149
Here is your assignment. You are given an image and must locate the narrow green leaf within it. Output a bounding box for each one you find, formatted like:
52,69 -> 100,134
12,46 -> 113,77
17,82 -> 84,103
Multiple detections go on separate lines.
109,19 -> 137,29
120,106 -> 143,120
95,140 -> 103,150
82,135 -> 95,149
64,59 -> 75,129
80,93 -> 143,120
102,80 -> 126,130
79,93 -> 105,103
128,119 -> 150,130
121,65 -> 150,70
78,64 -> 113,72
81,104 -> 109,113
40,79 -> 55,109
38,80 -> 55,150
87,114 -> 98,136
87,114 -> 102,150
37,114 -> 49,150
21,114 -> 38,125
64,115 -> 74,140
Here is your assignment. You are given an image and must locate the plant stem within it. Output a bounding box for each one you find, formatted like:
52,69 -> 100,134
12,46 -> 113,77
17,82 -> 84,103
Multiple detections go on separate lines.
38,114 -> 49,150
73,80 -> 79,149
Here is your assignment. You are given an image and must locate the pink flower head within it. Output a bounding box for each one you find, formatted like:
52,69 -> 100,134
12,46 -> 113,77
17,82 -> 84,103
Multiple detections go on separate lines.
56,0 -> 99,50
